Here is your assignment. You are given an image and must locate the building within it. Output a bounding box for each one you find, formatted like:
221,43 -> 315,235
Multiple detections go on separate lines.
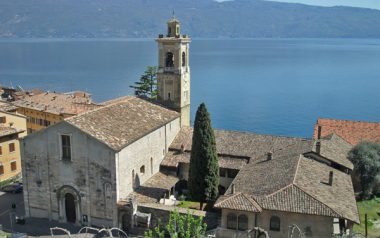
156,16 -> 191,127
21,17 -> 359,237
163,128 -> 358,237
0,110 -> 27,181
12,91 -> 101,133
313,118 -> 380,145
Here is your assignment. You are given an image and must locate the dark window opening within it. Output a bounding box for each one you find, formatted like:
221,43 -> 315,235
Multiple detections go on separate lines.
270,216 -> 281,231
238,214 -> 248,231
182,52 -> 186,67
11,161 -> 17,171
166,52 -> 174,67
9,143 -> 15,153
61,135 -> 71,161
0,165 -> 3,175
227,213 -> 237,230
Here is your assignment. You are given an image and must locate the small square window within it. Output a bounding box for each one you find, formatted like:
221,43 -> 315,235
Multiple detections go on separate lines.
9,143 -> 15,153
10,161 -> 17,171
0,117 -> 6,123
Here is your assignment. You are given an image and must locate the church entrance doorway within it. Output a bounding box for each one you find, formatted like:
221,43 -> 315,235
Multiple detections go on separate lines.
65,193 -> 76,223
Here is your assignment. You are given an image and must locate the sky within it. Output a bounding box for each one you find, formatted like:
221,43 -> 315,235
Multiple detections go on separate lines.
265,0 -> 380,10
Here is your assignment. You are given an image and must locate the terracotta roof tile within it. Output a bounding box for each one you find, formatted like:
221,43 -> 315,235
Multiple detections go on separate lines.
170,127 -> 312,158
314,118 -> 380,145
161,151 -> 248,170
66,96 -> 180,151
215,193 -> 262,212
12,91 -> 101,115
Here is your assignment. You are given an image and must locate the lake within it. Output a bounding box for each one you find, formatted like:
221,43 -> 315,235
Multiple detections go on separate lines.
0,38 -> 379,138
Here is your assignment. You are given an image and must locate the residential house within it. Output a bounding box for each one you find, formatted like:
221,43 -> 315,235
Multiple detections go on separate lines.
0,110 -> 27,181
12,91 -> 101,133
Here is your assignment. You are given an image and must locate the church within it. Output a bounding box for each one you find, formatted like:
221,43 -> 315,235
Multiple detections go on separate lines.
21,17 -> 359,237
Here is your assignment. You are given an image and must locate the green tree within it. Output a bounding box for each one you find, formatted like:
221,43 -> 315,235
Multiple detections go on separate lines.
144,209 -> 207,238
130,66 -> 158,99
188,103 -> 219,206
348,141 -> 380,199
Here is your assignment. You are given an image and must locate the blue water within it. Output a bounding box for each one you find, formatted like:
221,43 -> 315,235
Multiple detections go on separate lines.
0,38 -> 379,138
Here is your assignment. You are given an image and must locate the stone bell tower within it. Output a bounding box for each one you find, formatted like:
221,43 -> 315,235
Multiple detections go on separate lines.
156,16 -> 191,127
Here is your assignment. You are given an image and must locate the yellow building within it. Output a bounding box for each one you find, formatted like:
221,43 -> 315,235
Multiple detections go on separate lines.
12,91 -> 101,133
0,110 -> 27,182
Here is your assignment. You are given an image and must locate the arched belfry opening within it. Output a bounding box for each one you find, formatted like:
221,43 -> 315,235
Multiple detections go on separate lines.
166,52 -> 174,67
56,185 -> 81,225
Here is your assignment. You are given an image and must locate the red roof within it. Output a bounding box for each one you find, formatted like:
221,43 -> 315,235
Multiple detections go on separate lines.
313,118 -> 380,145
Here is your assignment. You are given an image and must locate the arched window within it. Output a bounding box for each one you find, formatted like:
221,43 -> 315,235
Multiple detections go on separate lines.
238,214 -> 248,231
166,52 -> 174,67
270,216 -> 281,231
227,213 -> 237,230
182,52 -> 186,67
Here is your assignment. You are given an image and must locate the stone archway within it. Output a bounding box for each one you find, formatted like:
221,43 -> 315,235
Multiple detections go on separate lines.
57,185 -> 81,225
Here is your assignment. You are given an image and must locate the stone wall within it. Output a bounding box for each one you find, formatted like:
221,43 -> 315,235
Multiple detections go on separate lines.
22,122 -> 117,227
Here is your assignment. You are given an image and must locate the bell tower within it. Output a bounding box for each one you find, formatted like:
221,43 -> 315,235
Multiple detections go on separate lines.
156,16 -> 191,127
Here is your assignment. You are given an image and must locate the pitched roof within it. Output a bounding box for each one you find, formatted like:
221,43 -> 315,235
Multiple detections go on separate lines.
310,133 -> 354,170
255,184 -> 340,218
294,156 -> 359,223
66,96 -> 180,151
12,91 -> 100,115
222,153 -> 359,223
314,118 -> 380,145
170,127 -> 312,158
215,193 -> 262,212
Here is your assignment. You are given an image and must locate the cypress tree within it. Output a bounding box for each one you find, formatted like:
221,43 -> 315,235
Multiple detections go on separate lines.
188,103 -> 219,205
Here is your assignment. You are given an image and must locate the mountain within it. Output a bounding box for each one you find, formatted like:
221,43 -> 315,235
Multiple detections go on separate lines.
1,0 -> 380,38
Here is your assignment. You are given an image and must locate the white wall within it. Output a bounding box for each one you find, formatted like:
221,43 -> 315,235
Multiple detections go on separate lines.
116,118 -> 180,200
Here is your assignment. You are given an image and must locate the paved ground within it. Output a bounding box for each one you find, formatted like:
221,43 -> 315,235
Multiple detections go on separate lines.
0,191 -> 82,236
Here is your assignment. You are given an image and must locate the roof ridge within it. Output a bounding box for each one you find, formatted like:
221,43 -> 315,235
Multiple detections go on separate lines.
65,96 -> 135,123
265,183 -> 294,198
213,128 -> 311,141
292,154 -> 303,185
317,118 -> 380,125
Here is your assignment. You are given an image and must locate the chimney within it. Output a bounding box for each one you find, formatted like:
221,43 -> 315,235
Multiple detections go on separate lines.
180,144 -> 185,153
316,141 -> 321,155
317,126 -> 322,140
231,183 -> 235,194
329,171 -> 334,186
267,152 -> 273,161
